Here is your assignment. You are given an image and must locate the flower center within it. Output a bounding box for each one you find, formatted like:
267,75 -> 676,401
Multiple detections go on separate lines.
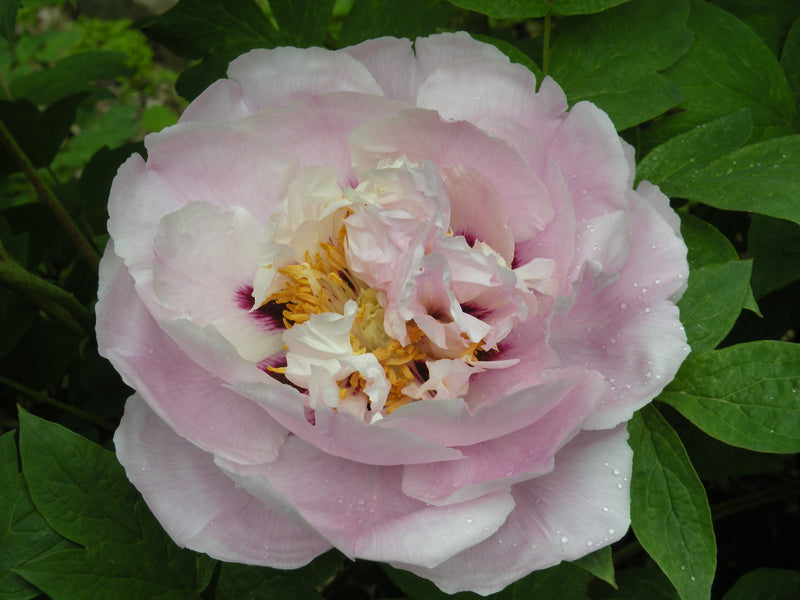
264,226 -> 426,412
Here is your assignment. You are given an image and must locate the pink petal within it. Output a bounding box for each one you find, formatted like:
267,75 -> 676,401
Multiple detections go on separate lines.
246,92 -> 407,188
441,163 -> 514,264
115,395 -> 330,567
152,202 -> 284,363
401,369 -> 606,505
413,32 -> 513,89
97,246 -> 288,465
343,37 -> 418,102
349,108 -> 553,239
380,368 -> 604,447
549,253 -> 688,429
397,425 -> 632,595
539,101 -> 632,221
218,435 -> 515,568
416,58 -> 540,129
180,79 -> 249,123
108,120 -> 296,285
233,380 -> 464,466
227,47 -> 384,111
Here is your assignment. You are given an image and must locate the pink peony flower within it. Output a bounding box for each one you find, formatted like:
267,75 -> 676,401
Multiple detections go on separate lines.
98,32 -> 689,594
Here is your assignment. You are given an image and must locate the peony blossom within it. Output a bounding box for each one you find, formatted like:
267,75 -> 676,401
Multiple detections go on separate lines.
98,32 -> 689,595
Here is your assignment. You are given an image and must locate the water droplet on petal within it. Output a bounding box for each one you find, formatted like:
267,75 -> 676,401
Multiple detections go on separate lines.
466,518 -> 473,524
560,536 -> 569,543
602,506 -> 610,512
620,302 -> 628,310
612,468 -> 621,475
608,528 -> 615,534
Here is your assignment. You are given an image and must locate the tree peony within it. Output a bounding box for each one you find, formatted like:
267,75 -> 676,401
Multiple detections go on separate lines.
98,32 -> 689,594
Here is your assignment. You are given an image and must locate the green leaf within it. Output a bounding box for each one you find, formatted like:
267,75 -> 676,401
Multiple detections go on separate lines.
677,259 -> 752,354
662,404 -> 785,480
140,0 -> 283,100
445,0 -> 632,18
216,550 -> 343,599
0,431 -> 73,600
592,567 -> 680,600
0,0 -> 16,44
712,0 -> 800,56
382,564 -> 483,600
270,0 -> 336,47
0,288 -> 36,359
722,568 -> 800,600
659,341 -> 800,453
640,0 -> 795,151
338,0 -> 455,47
10,51 -> 132,105
665,135 -> 800,226
628,405 -> 716,600
571,545 -> 615,588
0,94 -> 88,175
679,214 -> 737,269
16,409 -> 206,600
139,0 -> 282,60
216,568 -> 323,600
636,110 -> 753,187
781,18 -> 800,109
747,215 -> 800,299
509,562 -> 592,599
549,0 -> 692,130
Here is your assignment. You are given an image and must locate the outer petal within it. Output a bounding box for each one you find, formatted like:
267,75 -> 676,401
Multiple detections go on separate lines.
413,32 -> 513,90
401,369 -> 605,505
218,435 -> 516,568
180,79 -> 250,123
398,425 -> 632,595
227,46 -> 384,111
343,37 -> 418,102
549,187 -> 689,429
97,246 -> 287,465
539,101 -> 632,221
115,396 -> 330,567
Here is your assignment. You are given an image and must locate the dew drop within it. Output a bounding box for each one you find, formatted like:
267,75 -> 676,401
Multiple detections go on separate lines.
620,302 -> 628,310
586,541 -> 593,547
560,536 -> 569,543
466,518 -> 474,524
691,576 -> 696,582
603,461 -> 610,467
608,528 -> 615,534
602,506 -> 610,512
645,370 -> 652,378
617,483 -> 624,489
641,286 -> 649,293
140,466 -> 147,471
654,278 -> 661,284
612,468 -> 621,475
644,307 -> 652,313
681,565 -> 686,571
